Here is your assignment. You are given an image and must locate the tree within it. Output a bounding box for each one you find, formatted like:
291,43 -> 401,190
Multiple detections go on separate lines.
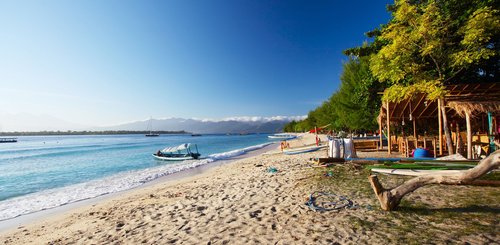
283,57 -> 386,133
370,0 -> 499,153
369,150 -> 500,211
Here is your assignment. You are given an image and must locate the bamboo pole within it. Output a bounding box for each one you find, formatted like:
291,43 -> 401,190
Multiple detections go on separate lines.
386,101 -> 391,155
438,99 -> 443,156
413,119 -> 417,139
466,112 -> 472,159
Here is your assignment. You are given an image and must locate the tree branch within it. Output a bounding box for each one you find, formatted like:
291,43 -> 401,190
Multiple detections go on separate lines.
369,151 -> 500,211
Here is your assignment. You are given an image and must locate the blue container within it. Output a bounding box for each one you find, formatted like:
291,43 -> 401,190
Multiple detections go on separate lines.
413,148 -> 431,158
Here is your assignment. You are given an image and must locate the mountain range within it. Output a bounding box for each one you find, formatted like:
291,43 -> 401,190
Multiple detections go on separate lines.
95,117 -> 301,134
0,113 -> 305,134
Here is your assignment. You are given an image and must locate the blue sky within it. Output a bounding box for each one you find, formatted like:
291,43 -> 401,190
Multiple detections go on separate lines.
0,0 -> 392,127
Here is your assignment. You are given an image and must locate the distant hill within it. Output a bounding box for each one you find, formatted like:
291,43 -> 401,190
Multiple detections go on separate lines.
94,117 -> 299,134
0,113 -> 305,134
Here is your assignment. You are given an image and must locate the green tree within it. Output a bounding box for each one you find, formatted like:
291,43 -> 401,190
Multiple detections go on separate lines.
283,56 -> 385,133
371,0 -> 499,102
370,0 -> 499,153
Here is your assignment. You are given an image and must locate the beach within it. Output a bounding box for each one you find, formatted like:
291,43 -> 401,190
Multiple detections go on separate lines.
1,134 -> 499,244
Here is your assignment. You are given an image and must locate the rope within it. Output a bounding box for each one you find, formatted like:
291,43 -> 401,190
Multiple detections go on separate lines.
304,192 -> 357,212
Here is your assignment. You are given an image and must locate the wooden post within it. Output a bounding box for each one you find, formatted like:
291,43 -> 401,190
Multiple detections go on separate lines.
433,138 -> 437,157
456,122 -> 461,155
423,137 -> 427,149
466,112 -> 472,159
413,119 -> 417,139
405,138 -> 409,157
386,101 -> 391,155
379,115 -> 383,150
439,98 -> 453,155
438,99 -> 443,155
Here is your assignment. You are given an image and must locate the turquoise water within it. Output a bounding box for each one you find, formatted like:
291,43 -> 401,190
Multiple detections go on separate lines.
0,134 -> 273,220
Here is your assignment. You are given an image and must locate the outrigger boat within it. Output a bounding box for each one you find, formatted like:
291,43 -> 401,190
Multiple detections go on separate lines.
153,143 -> 201,161
268,133 -> 297,140
283,144 -> 326,155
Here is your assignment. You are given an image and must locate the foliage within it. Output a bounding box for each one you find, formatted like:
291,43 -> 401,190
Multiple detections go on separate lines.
371,0 -> 500,102
285,0 -> 499,132
284,57 -> 386,132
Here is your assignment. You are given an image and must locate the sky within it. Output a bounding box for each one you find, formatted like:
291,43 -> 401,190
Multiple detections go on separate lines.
0,0 -> 392,127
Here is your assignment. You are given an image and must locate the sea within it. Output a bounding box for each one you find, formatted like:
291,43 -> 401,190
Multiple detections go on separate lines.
0,134 -> 274,221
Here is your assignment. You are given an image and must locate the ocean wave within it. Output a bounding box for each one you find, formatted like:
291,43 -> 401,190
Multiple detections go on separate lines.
0,142 -> 272,221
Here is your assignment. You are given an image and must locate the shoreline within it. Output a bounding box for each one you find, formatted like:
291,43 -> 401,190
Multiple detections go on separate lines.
0,142 -> 278,234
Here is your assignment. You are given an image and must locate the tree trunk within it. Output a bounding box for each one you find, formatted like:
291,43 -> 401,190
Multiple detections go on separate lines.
439,98 -> 453,155
369,150 -> 500,211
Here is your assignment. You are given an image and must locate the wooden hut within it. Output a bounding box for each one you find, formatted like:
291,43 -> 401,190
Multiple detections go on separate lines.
378,83 -> 500,159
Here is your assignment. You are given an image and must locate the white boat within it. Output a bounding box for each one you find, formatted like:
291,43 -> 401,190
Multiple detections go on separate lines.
283,145 -> 325,155
145,117 -> 160,137
268,133 -> 297,140
371,168 -> 466,176
153,143 -> 200,161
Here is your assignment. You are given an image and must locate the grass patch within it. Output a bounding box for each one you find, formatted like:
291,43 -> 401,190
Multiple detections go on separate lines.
300,162 -> 500,243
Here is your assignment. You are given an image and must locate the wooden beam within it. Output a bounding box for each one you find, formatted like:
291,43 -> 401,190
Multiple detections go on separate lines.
411,95 -> 426,117
387,101 -> 391,155
398,98 -> 412,119
466,112 -> 472,159
417,100 -> 434,118
389,101 -> 396,119
438,99 -> 443,156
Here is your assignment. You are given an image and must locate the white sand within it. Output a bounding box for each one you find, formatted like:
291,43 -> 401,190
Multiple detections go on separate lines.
1,134 -> 498,244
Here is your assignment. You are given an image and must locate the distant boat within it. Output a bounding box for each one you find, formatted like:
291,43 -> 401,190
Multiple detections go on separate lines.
191,134 -> 202,137
153,143 -> 201,161
145,117 -> 160,137
268,133 -> 296,140
0,137 -> 17,143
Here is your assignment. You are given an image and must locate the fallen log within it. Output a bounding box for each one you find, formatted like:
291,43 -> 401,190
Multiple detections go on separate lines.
368,151 -> 500,211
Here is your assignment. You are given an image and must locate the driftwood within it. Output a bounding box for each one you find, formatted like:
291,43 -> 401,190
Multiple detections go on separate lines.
369,151 -> 500,211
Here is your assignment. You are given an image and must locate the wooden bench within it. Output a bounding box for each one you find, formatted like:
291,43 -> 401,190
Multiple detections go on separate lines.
353,140 -> 378,150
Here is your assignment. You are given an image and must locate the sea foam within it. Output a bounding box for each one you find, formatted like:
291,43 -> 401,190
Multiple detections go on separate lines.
0,142 -> 272,221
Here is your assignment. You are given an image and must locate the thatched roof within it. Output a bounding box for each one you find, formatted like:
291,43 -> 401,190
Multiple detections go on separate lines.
380,83 -> 500,122
447,101 -> 500,117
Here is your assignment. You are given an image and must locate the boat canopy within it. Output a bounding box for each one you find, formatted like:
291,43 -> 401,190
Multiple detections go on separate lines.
161,143 -> 191,153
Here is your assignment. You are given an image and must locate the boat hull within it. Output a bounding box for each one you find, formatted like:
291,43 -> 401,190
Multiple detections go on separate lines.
283,145 -> 324,155
152,154 -> 195,161
268,134 -> 297,140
